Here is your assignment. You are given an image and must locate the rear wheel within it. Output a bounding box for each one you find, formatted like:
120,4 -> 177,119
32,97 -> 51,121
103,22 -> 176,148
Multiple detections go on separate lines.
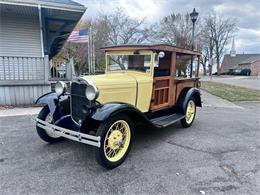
95,114 -> 133,169
180,97 -> 196,128
36,106 -> 64,143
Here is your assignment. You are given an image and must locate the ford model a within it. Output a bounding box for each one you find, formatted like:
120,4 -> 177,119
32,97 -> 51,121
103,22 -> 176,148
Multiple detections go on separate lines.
35,44 -> 202,169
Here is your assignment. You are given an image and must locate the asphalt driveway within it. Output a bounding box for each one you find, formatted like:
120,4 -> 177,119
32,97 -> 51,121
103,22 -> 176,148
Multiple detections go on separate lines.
0,102 -> 259,195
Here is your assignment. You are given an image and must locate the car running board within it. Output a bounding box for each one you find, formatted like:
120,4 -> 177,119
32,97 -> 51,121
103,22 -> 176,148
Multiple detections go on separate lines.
150,113 -> 185,128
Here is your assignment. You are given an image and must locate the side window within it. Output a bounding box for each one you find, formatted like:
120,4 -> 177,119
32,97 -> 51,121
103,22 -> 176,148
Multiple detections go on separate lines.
154,52 -> 171,77
175,55 -> 191,78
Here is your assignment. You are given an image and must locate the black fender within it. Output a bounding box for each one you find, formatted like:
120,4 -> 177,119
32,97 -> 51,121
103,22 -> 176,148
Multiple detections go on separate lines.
180,88 -> 202,113
91,102 -> 150,124
35,92 -> 70,121
78,102 -> 152,134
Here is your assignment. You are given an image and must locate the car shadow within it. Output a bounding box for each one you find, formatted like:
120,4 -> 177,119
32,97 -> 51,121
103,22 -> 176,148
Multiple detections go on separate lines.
39,121 -> 190,171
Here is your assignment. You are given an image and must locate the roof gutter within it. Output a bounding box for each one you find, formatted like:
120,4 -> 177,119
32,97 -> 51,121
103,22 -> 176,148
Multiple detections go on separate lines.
239,59 -> 260,65
0,0 -> 86,12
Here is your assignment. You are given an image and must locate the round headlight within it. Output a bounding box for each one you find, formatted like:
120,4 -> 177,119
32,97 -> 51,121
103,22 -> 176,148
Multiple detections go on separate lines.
55,81 -> 67,96
85,84 -> 99,101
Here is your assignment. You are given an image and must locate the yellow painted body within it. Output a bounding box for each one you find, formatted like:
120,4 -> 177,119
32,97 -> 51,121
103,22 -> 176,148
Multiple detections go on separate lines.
82,70 -> 153,112
81,50 -> 155,112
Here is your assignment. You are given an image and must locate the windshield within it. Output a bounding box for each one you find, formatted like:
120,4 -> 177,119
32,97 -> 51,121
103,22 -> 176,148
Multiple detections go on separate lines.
107,54 -> 151,72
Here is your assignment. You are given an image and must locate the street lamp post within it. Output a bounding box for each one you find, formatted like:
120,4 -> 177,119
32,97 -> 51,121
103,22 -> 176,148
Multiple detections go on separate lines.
190,8 -> 199,78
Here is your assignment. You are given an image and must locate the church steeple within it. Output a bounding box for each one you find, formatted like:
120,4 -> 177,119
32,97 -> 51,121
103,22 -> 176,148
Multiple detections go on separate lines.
230,37 -> 236,57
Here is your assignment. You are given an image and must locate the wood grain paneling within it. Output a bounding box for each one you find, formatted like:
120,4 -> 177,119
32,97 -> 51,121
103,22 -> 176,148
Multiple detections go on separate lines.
174,78 -> 199,103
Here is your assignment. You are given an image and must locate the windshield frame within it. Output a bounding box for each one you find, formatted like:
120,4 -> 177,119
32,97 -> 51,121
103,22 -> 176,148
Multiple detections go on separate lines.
105,51 -> 154,75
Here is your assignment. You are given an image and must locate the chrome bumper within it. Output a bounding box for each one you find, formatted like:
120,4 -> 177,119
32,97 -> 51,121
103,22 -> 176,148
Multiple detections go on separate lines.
34,118 -> 101,147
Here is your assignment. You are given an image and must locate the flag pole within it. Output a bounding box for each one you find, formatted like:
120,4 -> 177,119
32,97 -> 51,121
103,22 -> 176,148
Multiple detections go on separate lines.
88,27 -> 91,75
91,26 -> 95,74
90,26 -> 93,74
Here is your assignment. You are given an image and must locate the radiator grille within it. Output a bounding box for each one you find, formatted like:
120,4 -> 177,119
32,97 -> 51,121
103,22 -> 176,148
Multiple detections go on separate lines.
70,82 -> 90,124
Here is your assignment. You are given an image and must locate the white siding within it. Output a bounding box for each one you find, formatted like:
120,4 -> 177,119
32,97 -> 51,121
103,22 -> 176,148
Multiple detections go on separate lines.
0,12 -> 42,57
0,85 -> 51,106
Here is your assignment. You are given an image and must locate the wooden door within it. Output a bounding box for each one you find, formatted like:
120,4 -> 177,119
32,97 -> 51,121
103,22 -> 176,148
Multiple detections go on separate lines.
150,76 -> 170,111
150,52 -> 176,111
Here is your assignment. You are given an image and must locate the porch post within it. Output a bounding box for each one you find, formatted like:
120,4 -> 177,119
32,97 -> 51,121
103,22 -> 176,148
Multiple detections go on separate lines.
38,5 -> 44,57
44,55 -> 50,84
66,58 -> 73,81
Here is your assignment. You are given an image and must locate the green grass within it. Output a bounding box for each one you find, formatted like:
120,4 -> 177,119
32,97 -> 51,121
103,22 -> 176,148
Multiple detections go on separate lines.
201,81 -> 260,102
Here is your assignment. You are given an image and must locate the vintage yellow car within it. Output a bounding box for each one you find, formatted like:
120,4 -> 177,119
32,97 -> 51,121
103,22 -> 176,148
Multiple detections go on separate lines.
35,44 -> 202,169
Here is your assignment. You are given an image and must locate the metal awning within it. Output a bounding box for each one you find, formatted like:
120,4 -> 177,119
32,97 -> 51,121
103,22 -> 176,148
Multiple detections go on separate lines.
42,7 -> 85,58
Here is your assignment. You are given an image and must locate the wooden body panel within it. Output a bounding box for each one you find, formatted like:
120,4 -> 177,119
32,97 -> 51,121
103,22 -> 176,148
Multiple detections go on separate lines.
174,78 -> 199,103
150,52 -> 176,111
150,76 -> 170,111
150,50 -> 200,112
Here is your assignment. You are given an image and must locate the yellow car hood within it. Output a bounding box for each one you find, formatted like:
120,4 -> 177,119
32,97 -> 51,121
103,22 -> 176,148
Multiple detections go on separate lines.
82,73 -> 136,89
81,72 -> 137,106
80,71 -> 153,112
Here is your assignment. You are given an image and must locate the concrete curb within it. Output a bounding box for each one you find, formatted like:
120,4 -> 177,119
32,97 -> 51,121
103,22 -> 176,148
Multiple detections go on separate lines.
0,107 -> 42,117
201,90 -> 244,109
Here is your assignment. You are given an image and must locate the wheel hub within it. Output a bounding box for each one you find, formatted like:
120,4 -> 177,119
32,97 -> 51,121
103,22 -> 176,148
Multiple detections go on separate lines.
185,100 -> 195,124
107,130 -> 123,150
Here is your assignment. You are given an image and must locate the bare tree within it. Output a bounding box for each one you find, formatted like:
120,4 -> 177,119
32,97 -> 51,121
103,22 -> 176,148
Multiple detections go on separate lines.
205,14 -> 236,75
90,8 -> 153,71
98,8 -> 150,45
199,47 -> 209,76
91,17 -> 110,71
199,25 -> 215,76
154,13 -> 195,48
54,40 -> 88,75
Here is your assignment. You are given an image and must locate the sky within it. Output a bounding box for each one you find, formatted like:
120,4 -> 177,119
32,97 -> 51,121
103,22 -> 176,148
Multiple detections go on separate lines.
75,0 -> 260,54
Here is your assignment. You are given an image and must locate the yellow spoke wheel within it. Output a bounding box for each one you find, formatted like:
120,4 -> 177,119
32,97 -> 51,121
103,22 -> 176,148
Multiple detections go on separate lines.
95,114 -> 133,169
185,100 -> 196,124
181,98 -> 196,128
104,120 -> 131,162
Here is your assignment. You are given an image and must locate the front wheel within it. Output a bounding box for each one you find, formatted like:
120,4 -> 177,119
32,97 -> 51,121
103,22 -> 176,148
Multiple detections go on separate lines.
36,106 -> 64,143
180,97 -> 196,128
95,114 -> 133,169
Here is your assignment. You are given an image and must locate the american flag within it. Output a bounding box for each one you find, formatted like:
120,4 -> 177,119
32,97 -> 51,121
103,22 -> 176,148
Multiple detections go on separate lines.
68,28 -> 89,43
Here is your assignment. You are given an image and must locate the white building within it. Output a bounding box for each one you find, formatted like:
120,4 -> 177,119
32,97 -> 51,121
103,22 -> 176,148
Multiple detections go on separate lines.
0,0 -> 86,105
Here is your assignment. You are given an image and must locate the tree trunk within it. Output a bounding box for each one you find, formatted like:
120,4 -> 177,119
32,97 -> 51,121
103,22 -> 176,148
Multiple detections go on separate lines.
203,65 -> 207,76
209,65 -> 212,76
216,57 -> 220,76
215,43 -> 221,76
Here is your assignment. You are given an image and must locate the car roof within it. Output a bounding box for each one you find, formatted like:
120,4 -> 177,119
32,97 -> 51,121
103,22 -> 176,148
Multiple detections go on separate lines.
102,44 -> 200,56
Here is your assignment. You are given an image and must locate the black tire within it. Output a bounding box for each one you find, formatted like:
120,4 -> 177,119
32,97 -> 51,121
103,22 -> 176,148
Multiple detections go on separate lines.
180,97 -> 196,128
36,106 -> 64,143
95,114 -> 133,169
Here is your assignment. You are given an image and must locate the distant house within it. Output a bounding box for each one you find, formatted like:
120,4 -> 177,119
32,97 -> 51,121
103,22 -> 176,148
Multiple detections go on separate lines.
221,38 -> 260,76
0,0 -> 86,105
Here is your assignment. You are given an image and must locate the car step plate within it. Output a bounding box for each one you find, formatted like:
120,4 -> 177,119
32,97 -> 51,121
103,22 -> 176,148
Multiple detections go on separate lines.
150,114 -> 185,128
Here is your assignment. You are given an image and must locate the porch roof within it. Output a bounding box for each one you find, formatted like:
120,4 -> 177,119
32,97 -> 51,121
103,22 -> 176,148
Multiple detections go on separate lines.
0,0 -> 86,12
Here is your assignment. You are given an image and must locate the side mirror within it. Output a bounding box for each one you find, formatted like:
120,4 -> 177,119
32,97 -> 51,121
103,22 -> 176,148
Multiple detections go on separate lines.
155,51 -> 165,68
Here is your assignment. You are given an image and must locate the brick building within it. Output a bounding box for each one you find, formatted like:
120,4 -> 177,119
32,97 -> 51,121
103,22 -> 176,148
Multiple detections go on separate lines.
221,38 -> 260,76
